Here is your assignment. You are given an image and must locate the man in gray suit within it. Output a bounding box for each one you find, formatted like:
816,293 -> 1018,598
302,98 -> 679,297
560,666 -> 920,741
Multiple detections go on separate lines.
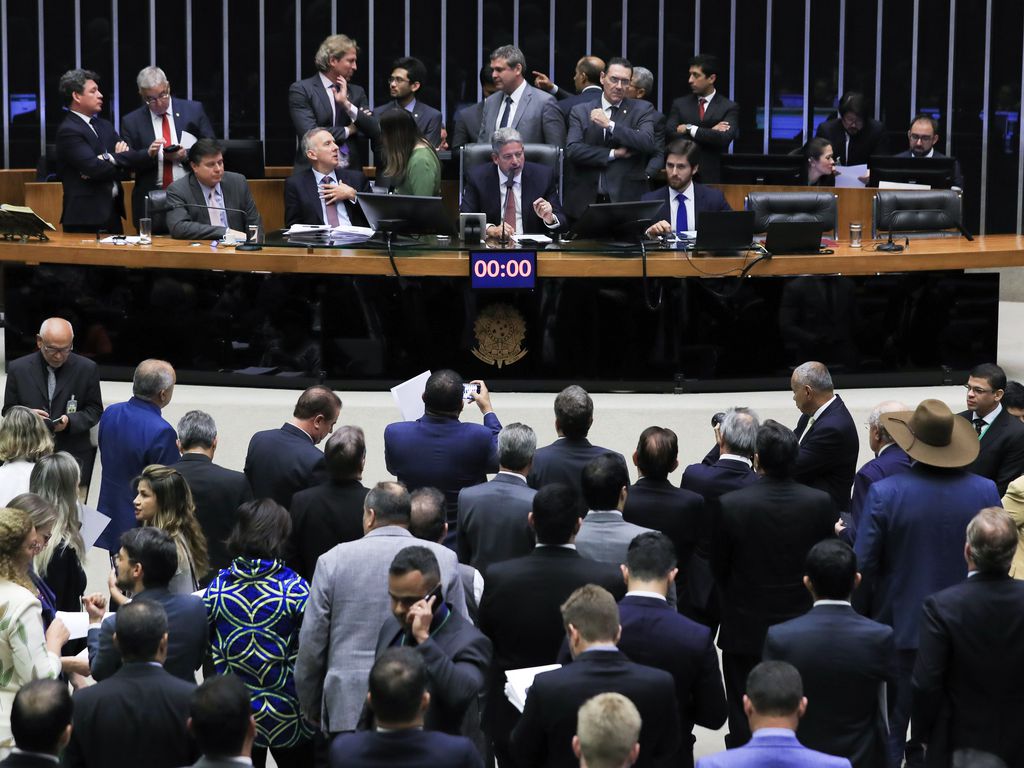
295,481 -> 468,738
576,452 -> 654,565
477,45 -> 565,146
457,422 -> 538,573
165,138 -> 261,241
185,675 -> 259,768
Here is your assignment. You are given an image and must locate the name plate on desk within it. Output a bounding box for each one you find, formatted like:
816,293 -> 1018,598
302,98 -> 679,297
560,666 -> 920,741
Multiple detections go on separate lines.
469,250 -> 536,289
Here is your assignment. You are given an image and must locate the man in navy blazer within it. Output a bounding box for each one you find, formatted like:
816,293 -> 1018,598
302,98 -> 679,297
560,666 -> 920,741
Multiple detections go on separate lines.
120,66 -> 215,228
55,69 -> 153,234
890,114 -> 964,189
959,362 -> 1024,496
790,361 -> 859,514
2,680 -> 73,768
642,138 -> 731,238
284,128 -> 369,228
764,539 -> 895,768
372,57 -> 443,148
384,370 -> 501,524
460,127 -> 564,238
619,533 -> 727,768
243,385 -> 340,509
854,399 -> 1001,768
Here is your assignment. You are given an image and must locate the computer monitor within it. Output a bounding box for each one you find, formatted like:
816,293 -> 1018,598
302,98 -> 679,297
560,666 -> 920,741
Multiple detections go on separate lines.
720,154 -> 807,185
568,200 -> 666,242
356,193 -> 457,236
220,139 -> 266,180
867,155 -> 957,189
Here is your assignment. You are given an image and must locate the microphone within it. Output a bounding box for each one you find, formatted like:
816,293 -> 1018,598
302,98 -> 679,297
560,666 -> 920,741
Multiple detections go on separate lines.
876,209 -> 908,252
168,202 -> 262,250
937,210 -> 974,241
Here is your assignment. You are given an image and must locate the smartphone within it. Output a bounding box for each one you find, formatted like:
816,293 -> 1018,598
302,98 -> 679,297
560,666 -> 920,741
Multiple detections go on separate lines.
164,144 -> 181,153
463,383 -> 481,402
49,416 -> 63,425
423,583 -> 444,612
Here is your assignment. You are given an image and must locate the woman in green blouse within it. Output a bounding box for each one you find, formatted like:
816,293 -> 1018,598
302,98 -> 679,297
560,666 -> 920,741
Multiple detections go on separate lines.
380,109 -> 441,196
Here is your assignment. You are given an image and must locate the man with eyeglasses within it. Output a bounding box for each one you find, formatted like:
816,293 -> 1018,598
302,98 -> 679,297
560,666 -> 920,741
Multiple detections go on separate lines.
893,113 -> 965,190
372,57 -> 442,149
2,317 -> 103,490
813,92 -> 887,167
958,362 -> 1024,496
121,66 -> 215,230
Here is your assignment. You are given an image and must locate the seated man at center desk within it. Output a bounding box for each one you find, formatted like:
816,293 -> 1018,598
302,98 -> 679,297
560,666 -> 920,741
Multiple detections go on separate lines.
642,137 -> 731,238
284,127 -> 370,227
166,137 -> 261,240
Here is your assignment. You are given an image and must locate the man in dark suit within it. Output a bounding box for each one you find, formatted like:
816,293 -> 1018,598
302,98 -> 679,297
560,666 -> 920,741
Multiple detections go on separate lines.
529,385 -> 626,495
891,113 -> 965,189
460,127 -> 564,238
1,680 -> 73,768
478,484 -> 625,767
165,138 -> 262,241
55,68 -> 154,234
565,57 -> 659,220
619,533 -> 727,767
531,56 -> 605,118
330,648 -> 483,768
510,584 -> 681,768
625,66 -> 667,177
712,420 -> 836,748
65,601 -> 198,768
664,55 -> 740,184
764,539 -> 895,768
373,57 -> 443,147
477,45 -> 565,146
457,422 -> 537,573
244,385 -> 339,509
814,92 -> 886,167
959,362 -> 1024,496
289,425 -> 368,581
3,317 -> 103,486
84,527 -> 207,682
172,410 -> 252,583
289,34 -> 379,170
791,361 -> 859,514
642,138 -> 732,237
185,675 -> 259,768
120,65 -> 215,228
854,399 -> 1001,768
449,66 -> 496,150
913,508 -> 1024,768
284,127 -> 370,228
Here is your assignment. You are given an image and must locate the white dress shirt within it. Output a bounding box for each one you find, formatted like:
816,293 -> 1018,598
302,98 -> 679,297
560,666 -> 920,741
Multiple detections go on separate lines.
312,168 -> 352,227
497,80 -> 529,128
148,99 -> 187,186
669,181 -> 697,233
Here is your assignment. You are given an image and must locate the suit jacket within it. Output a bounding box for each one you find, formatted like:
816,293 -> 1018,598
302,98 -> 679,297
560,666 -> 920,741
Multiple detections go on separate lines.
556,85 -> 603,117
456,473 -> 536,573
0,753 -> 61,767
450,101 -> 484,149
371,610 -> 492,734
639,182 -> 732,228
712,477 -> 835,655
172,453 -> 252,581
165,171 -> 262,240
87,586 -> 207,682
912,572 -> 1024,768
510,649 -> 681,768
680,456 -> 758,502
696,729 -> 852,768
294,526 -> 467,733
96,397 -> 179,551
815,116 -> 887,166
565,98 -> 660,219
794,395 -> 859,513
618,595 -> 727,765
853,464 -> 1001,650
764,603 -> 895,768
55,112 -> 150,230
958,407 -> 1024,496
329,729 -> 483,768
2,350 -> 103,475
477,84 -> 566,146
459,161 -> 565,233
528,438 -> 627,496
120,98 -> 215,226
623,477 -> 704,574
373,98 -> 443,147
575,510 -> 654,565
243,423 -> 327,510
664,92 -> 741,183
288,74 -> 379,169
288,477 -> 369,581
893,149 -> 965,190
842,444 -> 912,546
283,167 -> 370,227
383,413 -> 502,520
64,663 -> 198,768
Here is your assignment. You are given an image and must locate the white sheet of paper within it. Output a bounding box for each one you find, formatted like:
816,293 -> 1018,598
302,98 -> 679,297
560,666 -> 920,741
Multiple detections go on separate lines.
283,224 -> 330,235
391,370 -> 431,421
333,225 -> 376,237
179,130 -> 198,150
55,611 -> 91,640
79,506 -> 111,550
834,164 -> 868,188
879,180 -> 931,190
504,663 -> 561,713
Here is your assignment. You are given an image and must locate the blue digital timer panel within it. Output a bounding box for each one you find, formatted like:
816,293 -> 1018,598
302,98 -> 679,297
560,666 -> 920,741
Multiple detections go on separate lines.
469,250 -> 537,289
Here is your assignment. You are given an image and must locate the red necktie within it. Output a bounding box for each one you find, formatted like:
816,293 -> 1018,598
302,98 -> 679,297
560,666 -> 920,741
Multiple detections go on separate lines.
322,177 -> 340,227
503,178 -> 517,233
698,98 -> 706,121
161,114 -> 174,188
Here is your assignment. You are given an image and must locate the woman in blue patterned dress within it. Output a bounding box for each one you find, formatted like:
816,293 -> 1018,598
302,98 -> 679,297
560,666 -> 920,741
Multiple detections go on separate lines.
203,499 -> 314,768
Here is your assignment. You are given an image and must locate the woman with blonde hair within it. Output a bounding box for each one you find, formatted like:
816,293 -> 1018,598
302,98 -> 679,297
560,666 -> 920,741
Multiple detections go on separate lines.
0,407 -> 53,505
29,453 -> 87,614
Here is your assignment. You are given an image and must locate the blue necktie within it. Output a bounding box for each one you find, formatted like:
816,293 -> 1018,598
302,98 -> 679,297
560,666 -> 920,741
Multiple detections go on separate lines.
675,192 -> 688,233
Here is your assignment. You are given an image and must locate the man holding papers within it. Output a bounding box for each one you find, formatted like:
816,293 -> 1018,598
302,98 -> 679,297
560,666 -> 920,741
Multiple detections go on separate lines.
284,127 -> 370,228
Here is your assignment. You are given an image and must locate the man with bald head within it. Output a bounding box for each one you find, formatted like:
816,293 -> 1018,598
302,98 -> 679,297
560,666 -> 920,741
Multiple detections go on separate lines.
532,55 -> 606,118
4,317 -> 103,487
96,359 -> 179,551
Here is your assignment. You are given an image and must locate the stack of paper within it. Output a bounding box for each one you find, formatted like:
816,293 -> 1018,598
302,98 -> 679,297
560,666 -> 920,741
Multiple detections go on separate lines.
504,663 -> 561,713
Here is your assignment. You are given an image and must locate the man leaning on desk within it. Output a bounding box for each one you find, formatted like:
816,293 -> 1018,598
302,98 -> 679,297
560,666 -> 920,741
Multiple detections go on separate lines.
284,127 -> 370,227
165,137 -> 261,241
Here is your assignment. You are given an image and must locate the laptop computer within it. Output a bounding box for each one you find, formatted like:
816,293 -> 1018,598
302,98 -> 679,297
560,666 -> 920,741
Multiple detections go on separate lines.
694,211 -> 756,255
764,221 -> 826,255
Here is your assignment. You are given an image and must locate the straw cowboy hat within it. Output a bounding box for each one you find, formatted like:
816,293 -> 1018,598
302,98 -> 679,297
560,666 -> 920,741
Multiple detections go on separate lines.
881,398 -> 979,468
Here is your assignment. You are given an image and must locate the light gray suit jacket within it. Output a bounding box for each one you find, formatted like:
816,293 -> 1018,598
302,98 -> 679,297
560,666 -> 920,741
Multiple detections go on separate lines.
294,525 -> 467,734
575,510 -> 655,565
165,171 -> 261,240
477,84 -> 566,146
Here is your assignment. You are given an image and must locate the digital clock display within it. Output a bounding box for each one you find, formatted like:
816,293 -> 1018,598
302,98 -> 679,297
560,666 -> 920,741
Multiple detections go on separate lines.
469,250 -> 537,289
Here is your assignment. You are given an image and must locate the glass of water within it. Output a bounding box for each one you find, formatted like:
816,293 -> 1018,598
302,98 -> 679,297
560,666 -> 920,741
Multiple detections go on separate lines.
138,217 -> 152,244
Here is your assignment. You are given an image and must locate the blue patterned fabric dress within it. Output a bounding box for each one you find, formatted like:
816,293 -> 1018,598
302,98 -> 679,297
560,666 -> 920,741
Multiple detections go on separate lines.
204,557 -> 315,748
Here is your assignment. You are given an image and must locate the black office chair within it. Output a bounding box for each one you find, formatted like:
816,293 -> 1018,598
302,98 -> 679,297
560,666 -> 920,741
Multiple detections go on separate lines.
458,142 -> 563,201
144,190 -> 171,235
35,143 -> 58,181
744,191 -> 839,236
221,139 -> 265,180
872,189 -> 962,239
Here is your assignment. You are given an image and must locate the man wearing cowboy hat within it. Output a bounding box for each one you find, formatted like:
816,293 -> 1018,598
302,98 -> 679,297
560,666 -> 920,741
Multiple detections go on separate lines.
853,399 -> 1001,768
